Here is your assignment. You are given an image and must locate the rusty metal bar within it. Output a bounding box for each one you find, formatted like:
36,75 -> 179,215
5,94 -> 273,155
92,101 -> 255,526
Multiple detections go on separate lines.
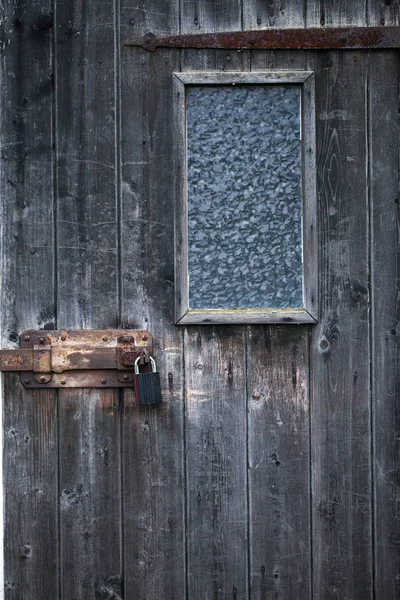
0,349 -> 34,371
0,329 -> 154,388
126,27 -> 400,52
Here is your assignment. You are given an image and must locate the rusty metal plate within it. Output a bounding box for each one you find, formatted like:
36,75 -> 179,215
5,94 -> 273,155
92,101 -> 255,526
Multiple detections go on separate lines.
127,27 -> 400,52
0,329 -> 153,388
21,370 -> 135,389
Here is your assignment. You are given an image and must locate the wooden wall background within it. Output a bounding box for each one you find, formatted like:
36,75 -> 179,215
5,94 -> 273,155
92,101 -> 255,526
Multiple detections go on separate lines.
0,1 -> 399,598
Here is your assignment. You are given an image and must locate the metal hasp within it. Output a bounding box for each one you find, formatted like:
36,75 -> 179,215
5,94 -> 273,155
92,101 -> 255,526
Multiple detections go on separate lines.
0,330 -> 153,388
127,26 -> 400,52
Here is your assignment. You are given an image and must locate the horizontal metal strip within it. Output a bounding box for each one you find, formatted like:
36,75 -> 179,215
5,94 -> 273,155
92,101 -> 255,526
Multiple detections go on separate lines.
127,27 -> 400,52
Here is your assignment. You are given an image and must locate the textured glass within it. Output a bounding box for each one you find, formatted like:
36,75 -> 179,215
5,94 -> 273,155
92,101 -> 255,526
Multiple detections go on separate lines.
187,85 -> 303,310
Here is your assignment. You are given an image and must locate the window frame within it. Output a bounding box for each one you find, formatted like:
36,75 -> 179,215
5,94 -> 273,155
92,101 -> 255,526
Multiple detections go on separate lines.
173,70 -> 317,325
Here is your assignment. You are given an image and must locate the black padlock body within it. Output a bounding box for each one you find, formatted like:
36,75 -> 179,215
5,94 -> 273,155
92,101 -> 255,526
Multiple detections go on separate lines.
135,371 -> 162,405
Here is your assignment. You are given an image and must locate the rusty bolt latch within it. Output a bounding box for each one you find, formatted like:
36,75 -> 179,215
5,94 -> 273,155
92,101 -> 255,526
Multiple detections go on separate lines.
0,329 -> 154,389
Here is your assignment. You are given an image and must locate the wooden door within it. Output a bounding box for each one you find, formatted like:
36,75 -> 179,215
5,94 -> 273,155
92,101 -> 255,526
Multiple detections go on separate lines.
1,2 -> 399,599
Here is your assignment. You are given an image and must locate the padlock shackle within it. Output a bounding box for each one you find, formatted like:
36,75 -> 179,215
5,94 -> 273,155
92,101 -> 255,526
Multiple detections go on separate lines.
134,355 -> 156,374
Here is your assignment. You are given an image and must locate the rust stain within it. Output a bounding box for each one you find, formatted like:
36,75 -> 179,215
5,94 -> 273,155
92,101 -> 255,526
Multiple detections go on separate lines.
127,27 -> 400,52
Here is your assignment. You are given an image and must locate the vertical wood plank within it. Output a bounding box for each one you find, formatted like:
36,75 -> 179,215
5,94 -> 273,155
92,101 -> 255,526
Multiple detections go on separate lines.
119,3 -> 185,599
180,4 -> 250,598
311,51 -> 372,599
248,49 -> 313,600
305,0 -> 369,27
181,0 -> 241,33
185,327 -> 248,598
369,50 -> 400,599
55,0 -> 122,597
243,0 -> 305,29
0,1 -> 58,598
368,0 -> 400,25
248,327 -> 310,599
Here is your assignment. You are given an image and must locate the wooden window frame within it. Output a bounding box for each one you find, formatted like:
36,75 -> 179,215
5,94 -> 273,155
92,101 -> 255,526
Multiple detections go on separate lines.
173,70 -> 317,325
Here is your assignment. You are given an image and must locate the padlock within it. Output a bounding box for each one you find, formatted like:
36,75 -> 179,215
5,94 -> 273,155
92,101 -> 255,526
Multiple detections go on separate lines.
134,356 -> 162,406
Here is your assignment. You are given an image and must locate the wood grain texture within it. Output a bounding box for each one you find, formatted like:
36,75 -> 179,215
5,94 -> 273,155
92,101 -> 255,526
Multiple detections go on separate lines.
248,326 -> 310,599
311,51 -> 372,599
249,49 -> 314,600
243,0 -> 305,29
369,50 -> 400,599
180,0 -> 242,33
0,1 -> 58,598
305,1 -> 369,27
119,3 -> 185,598
55,0 -> 122,597
180,6 -> 251,598
3,383 -> 58,598
185,327 -> 248,598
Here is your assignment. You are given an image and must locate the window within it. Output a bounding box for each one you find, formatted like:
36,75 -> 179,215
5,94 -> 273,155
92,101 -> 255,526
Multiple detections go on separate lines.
174,71 -> 317,324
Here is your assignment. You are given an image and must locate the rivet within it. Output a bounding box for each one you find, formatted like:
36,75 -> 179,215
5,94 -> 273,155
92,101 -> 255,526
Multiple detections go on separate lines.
61,334 -> 67,341
102,336 -> 108,342
24,335 -> 30,342
39,337 -> 45,344
101,378 -> 107,385
39,376 -> 46,383
61,380 -> 66,385
24,378 -> 31,385
123,374 -> 129,381
142,334 -> 148,341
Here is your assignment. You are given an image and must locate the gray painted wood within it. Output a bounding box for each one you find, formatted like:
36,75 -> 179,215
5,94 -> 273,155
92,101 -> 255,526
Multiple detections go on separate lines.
243,0 -> 305,28
248,326 -> 310,599
180,5 -> 251,596
369,50 -> 400,599
180,0 -> 242,33
55,0 -> 122,597
305,1 -> 369,27
311,51 -> 373,599
185,327 -> 248,598
249,49 -> 314,600
0,1 -> 58,598
3,384 -> 58,598
119,3 -> 185,599
2,2 -> 399,599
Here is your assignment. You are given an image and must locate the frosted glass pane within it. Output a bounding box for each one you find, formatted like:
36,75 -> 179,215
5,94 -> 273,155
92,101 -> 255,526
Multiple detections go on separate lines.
187,85 -> 303,310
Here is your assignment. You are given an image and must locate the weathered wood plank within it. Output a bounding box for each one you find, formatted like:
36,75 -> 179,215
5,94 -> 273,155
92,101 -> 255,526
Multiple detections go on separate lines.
180,0 -> 242,33
248,49 -> 314,600
3,383 -> 58,598
369,50 -> 400,599
58,390 -> 121,599
243,0 -> 305,29
248,326 -> 310,599
306,0 -> 369,27
311,51 -> 372,599
185,327 -> 248,598
55,0 -> 122,597
0,1 -> 58,598
368,0 -> 400,25
180,5 -> 250,598
119,3 -> 185,599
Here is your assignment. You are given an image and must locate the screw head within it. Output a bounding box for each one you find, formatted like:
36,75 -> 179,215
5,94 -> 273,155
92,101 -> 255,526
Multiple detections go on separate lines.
142,334 -> 148,341
123,374 -> 129,381
102,336 -> 108,343
24,378 -> 31,385
39,337 -> 45,344
24,335 -> 31,342
101,378 -> 107,385
39,376 -> 46,383
61,380 -> 66,385
61,334 -> 67,341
